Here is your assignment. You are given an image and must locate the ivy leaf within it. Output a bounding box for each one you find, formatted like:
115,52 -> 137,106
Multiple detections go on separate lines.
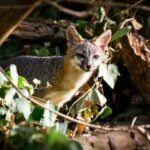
16,89 -> 32,121
92,105 -> 112,121
29,106 -> 44,121
40,101 -> 57,127
18,76 -> 34,95
67,140 -> 83,150
76,88 -> 107,114
5,87 -> 32,120
0,72 -> 7,87
97,7 -> 106,23
99,63 -> 120,89
10,64 -> 18,86
100,106 -> 112,119
88,88 -> 107,107
0,107 -> 6,116
48,128 -> 68,147
16,97 -> 31,120
4,88 -> 17,112
55,122 -> 68,134
111,26 -> 132,42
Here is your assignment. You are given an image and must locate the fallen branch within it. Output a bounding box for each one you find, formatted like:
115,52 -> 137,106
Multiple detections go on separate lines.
63,0 -> 150,11
45,0 -> 93,18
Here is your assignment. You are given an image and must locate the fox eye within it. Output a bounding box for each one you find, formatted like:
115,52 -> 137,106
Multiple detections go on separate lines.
93,55 -> 99,59
76,53 -> 85,58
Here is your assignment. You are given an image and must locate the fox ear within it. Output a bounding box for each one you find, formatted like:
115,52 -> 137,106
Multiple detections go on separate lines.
66,26 -> 83,47
93,30 -> 111,51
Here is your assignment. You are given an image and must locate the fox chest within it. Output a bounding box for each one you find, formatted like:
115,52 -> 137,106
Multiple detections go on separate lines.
44,72 -> 93,107
66,71 -> 92,89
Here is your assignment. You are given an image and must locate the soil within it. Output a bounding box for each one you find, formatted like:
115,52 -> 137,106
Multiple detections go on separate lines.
75,104 -> 150,150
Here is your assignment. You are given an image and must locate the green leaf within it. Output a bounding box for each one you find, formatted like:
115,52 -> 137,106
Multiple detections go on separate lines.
88,88 -> 107,106
0,72 -> 7,87
76,20 -> 88,27
29,106 -> 44,121
55,122 -> 68,134
0,107 -> 6,116
111,26 -> 132,42
4,88 -> 17,112
99,63 -> 120,89
0,86 -> 9,98
92,106 -> 112,121
10,64 -> 18,86
16,95 -> 32,121
16,98 -> 31,121
100,106 -> 112,119
48,128 -> 67,147
4,87 -> 32,120
147,16 -> 150,27
97,7 -> 106,23
44,42 -> 51,47
34,46 -> 49,56
67,140 -> 83,150
0,118 -> 7,126
18,76 -> 28,87
40,101 -> 57,127
106,18 -> 116,26
18,76 -> 34,95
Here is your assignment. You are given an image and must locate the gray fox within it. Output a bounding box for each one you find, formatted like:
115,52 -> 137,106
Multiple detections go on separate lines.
1,26 -> 111,107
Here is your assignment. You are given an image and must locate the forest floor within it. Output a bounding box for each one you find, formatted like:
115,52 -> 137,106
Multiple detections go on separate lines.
75,103 -> 150,150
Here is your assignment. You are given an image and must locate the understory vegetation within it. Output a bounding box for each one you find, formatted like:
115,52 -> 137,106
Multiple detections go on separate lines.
0,0 -> 150,149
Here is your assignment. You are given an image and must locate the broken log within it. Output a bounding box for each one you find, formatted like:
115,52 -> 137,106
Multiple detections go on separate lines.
121,32 -> 150,105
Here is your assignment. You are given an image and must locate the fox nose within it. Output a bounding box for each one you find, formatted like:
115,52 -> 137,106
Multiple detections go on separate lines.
85,64 -> 91,70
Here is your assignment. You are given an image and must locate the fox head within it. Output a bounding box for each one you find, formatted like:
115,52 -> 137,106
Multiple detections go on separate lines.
66,26 -> 111,72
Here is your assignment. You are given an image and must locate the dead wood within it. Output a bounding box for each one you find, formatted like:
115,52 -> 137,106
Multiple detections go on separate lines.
0,0 -> 43,45
121,32 -> 150,105
12,18 -> 72,44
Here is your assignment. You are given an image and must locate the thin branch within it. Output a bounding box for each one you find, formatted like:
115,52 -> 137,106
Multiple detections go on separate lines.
0,0 -> 149,12
137,126 -> 150,142
67,83 -> 96,116
97,0 -> 150,11
0,5 -> 31,9
60,0 -> 93,4
60,0 -> 150,11
45,0 -> 93,18
120,17 -> 135,29
0,66 -> 127,131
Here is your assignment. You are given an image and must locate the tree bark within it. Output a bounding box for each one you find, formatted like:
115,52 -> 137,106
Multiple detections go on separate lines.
121,32 -> 150,105
0,0 -> 43,45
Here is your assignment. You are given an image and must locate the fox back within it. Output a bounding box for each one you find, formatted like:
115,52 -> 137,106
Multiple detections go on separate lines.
1,26 -> 111,107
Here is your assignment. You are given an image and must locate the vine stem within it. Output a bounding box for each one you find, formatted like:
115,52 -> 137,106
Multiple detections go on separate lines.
0,66 -> 127,131
67,83 -> 96,116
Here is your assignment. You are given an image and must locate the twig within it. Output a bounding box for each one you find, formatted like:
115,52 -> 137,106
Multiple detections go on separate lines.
140,124 -> 150,128
137,126 -> 150,142
0,5 -> 37,9
98,0 -> 150,11
131,116 -> 137,129
0,66 -> 127,131
120,17 -> 135,29
59,0 -> 93,4
127,0 -> 143,11
61,0 -> 150,11
67,83 -> 96,116
0,0 -> 149,12
45,0 -> 93,18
